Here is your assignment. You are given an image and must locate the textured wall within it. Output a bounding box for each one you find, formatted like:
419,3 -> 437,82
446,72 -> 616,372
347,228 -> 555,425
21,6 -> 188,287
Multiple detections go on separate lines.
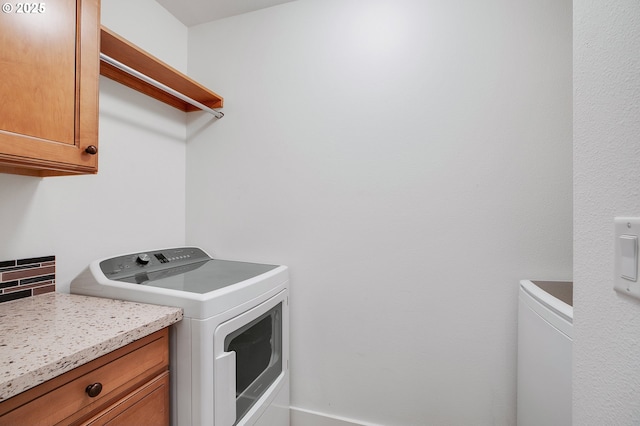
574,1 -> 640,424
186,0 -> 573,424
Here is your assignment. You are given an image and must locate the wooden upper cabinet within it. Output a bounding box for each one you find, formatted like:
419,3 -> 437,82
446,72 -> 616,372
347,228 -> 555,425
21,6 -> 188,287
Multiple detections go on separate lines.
0,0 -> 100,177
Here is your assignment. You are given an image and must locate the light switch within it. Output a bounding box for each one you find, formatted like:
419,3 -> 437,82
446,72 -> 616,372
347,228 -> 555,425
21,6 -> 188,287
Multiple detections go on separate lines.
614,218 -> 640,300
619,235 -> 637,281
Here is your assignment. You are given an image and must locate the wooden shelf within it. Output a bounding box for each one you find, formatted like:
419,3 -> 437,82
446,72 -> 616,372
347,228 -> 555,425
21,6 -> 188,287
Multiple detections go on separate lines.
99,26 -> 223,112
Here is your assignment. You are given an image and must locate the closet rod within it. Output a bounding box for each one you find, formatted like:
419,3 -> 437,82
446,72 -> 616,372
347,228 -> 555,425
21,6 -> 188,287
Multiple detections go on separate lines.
99,53 -> 224,119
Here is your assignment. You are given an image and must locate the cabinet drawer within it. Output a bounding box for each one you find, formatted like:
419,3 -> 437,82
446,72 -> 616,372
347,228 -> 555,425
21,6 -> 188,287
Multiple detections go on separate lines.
83,371 -> 169,426
0,329 -> 168,426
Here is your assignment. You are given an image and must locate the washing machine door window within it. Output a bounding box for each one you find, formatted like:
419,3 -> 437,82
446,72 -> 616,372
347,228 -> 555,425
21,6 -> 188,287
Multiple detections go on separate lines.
214,294 -> 284,426
226,303 -> 282,422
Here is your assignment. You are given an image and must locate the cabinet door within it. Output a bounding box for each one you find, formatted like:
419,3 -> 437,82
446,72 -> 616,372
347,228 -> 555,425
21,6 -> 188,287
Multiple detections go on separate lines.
83,372 -> 170,426
0,0 -> 99,176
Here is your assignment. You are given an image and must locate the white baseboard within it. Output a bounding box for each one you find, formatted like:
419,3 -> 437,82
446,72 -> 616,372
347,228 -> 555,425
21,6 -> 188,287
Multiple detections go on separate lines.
289,407 -> 382,426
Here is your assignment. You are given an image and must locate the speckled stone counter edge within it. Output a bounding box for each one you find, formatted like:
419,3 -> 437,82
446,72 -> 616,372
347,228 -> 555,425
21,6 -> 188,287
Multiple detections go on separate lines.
0,292 -> 183,401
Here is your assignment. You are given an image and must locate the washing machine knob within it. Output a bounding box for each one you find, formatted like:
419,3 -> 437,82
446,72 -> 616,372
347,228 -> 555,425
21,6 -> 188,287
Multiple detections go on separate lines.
136,253 -> 151,265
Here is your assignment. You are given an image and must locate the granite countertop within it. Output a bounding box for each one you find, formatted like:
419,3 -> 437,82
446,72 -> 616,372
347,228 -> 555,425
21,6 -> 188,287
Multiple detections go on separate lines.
0,292 -> 183,402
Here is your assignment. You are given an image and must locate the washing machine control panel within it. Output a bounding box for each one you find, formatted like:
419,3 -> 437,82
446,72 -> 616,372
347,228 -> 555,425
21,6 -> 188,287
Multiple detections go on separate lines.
99,247 -> 211,281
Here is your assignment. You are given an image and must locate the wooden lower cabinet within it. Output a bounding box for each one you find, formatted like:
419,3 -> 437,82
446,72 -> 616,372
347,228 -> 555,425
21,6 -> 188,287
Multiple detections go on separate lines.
0,328 -> 170,426
84,372 -> 169,426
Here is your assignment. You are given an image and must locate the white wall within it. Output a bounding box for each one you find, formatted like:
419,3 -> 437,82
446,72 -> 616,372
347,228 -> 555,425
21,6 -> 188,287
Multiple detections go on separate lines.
102,0 -> 188,73
574,1 -> 640,424
185,1 -> 572,424
0,0 -> 188,293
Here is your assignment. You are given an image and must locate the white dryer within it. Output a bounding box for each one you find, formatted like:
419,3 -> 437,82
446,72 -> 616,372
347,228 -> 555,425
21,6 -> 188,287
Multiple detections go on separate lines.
517,280 -> 572,426
71,247 -> 289,426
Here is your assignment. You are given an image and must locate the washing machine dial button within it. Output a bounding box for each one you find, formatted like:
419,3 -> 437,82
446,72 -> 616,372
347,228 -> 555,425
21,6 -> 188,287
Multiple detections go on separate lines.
136,253 -> 151,265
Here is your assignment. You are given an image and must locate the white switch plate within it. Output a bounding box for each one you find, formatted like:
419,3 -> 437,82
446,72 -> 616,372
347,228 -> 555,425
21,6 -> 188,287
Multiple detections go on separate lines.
614,217 -> 640,300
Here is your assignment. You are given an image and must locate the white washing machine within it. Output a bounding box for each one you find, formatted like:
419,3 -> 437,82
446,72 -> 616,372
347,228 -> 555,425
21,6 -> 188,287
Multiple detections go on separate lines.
517,279 -> 572,426
71,247 -> 289,426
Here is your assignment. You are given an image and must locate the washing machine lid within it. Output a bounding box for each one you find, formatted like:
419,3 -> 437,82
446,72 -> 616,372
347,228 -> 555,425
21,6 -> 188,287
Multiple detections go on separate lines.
519,280 -> 573,324
99,247 -> 278,294
117,259 -> 278,293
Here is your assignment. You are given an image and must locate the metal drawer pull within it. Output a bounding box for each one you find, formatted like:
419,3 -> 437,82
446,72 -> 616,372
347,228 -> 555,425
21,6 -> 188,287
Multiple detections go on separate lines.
85,382 -> 103,398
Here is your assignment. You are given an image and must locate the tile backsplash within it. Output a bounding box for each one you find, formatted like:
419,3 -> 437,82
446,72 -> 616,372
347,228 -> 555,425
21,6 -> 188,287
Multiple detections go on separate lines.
0,256 -> 55,303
